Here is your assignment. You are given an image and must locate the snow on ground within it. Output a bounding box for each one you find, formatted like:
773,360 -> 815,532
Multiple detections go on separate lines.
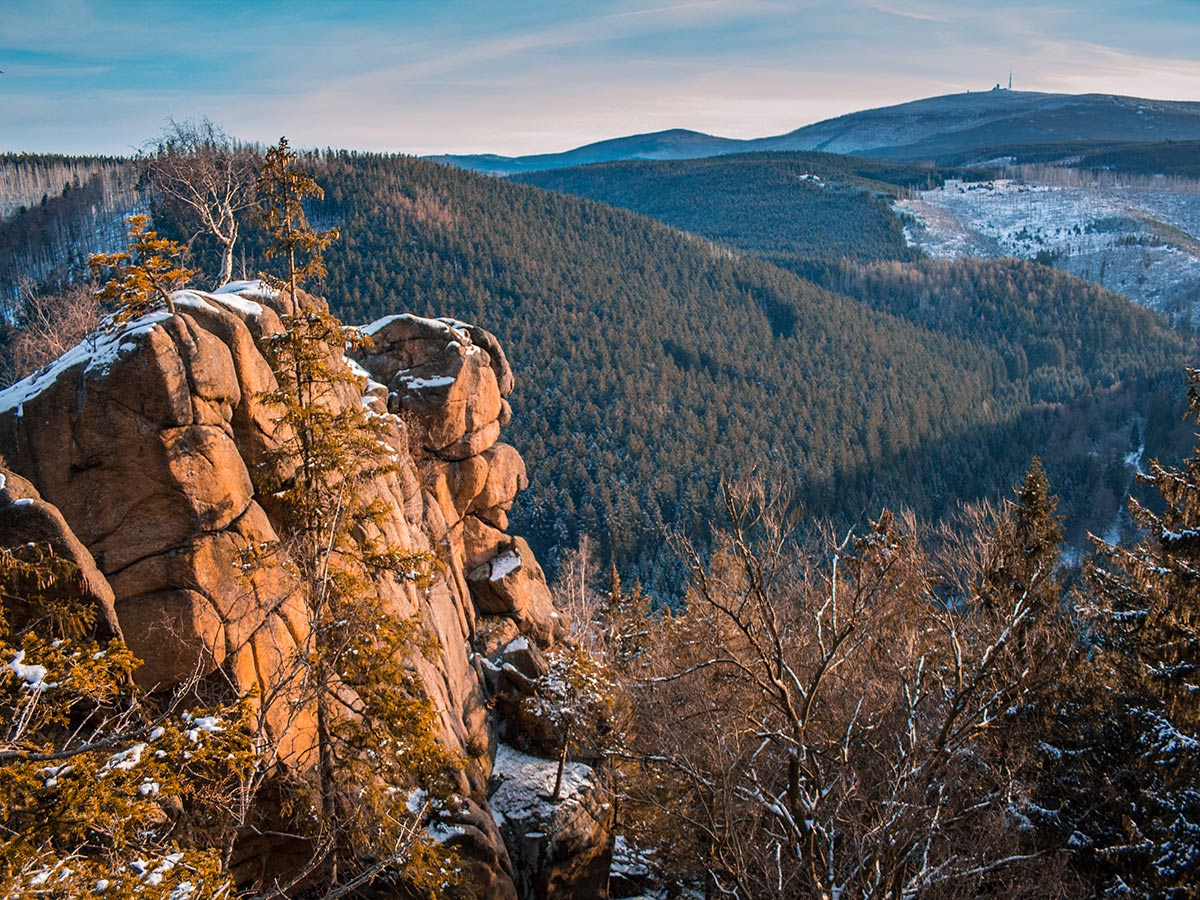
394,373 -> 457,391
215,279 -> 278,303
896,176 -> 1200,321
175,288 -> 266,320
0,310 -> 172,416
611,835 -> 654,881
489,551 -> 523,582
489,743 -> 594,833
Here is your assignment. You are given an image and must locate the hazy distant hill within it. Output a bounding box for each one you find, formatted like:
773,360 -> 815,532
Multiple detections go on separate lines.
434,128 -> 744,176
0,155 -> 144,295
437,91 -> 1200,175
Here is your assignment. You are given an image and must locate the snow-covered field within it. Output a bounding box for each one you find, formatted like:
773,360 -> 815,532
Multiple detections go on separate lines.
896,175 -> 1200,321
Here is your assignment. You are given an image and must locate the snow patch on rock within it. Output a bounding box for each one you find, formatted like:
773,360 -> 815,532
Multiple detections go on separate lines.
0,311 -> 171,416
489,743 -> 594,828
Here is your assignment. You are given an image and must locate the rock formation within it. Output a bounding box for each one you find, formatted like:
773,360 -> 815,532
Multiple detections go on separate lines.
0,284 -> 605,899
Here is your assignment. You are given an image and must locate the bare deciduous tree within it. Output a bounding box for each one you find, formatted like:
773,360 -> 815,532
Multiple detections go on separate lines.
1,278 -> 102,385
554,534 -> 604,646
619,477 -> 1080,899
145,117 -> 258,287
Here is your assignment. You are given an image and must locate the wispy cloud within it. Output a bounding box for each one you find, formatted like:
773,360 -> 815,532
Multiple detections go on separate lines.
2,0 -> 1196,155
864,2 -> 949,23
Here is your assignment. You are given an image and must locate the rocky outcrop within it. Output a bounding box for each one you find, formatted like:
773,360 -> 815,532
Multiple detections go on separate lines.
351,314 -> 564,650
489,745 -> 616,900
0,467 -> 122,640
0,285 -> 603,899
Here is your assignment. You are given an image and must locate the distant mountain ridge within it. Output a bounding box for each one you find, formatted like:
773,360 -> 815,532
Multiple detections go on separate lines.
434,90 -> 1200,175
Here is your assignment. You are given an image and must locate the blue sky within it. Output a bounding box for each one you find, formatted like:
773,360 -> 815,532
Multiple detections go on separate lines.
3,0 -> 1199,155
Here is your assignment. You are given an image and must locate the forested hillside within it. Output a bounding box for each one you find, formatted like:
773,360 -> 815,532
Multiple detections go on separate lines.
0,155 -> 143,297
170,151 -> 1185,588
4,128 -> 1197,899
939,138 -> 1200,176
516,151 -> 935,266
3,150 -> 1188,589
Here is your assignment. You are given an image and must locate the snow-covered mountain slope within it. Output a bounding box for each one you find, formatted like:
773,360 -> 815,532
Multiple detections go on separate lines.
752,91 -> 1200,159
436,91 -> 1200,176
0,157 -> 145,297
896,172 -> 1200,321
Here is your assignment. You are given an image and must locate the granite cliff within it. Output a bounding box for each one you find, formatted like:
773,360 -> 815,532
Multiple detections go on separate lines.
0,283 -> 612,899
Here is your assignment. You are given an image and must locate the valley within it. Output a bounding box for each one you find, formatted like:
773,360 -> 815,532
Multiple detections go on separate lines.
4,80 -> 1200,899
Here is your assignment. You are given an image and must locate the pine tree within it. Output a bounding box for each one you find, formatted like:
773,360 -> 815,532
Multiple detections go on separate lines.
1076,372 -> 1200,897
0,542 -> 255,899
87,214 -> 195,324
255,137 -> 337,304
1009,457 -> 1065,602
252,140 -> 457,896
599,564 -> 652,674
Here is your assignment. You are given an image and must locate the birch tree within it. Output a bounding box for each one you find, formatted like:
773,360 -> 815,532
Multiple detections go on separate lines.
145,118 -> 258,287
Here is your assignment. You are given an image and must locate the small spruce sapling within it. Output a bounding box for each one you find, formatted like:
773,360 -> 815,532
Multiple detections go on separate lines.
255,137 -> 337,305
88,214 -> 195,325
522,645 -> 617,801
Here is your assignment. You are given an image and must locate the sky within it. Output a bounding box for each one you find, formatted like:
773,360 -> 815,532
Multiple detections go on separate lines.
3,0 -> 1200,157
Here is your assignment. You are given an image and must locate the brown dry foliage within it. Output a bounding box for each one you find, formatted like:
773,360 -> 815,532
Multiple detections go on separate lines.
2,279 -> 102,386
612,478 -> 1085,899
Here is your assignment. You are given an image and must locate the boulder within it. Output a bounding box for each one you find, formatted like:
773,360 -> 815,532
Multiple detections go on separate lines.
463,516 -> 512,570
467,538 -> 561,647
0,313 -> 257,576
476,617 -> 523,660
441,797 -> 519,900
173,291 -> 293,479
434,418 -> 501,461
116,588 -> 226,689
428,454 -> 490,527
489,744 -> 615,900
499,635 -> 549,682
0,467 -> 122,640
470,443 -> 528,515
354,314 -> 504,454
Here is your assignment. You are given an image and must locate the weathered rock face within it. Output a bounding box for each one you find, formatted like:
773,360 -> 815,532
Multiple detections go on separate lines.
0,467 -> 122,640
352,314 -> 565,653
0,286 -> 602,899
